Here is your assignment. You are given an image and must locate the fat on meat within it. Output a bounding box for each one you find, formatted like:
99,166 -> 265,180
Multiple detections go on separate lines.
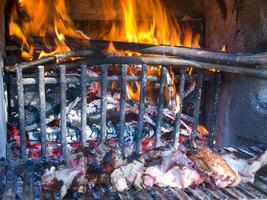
222,149 -> 267,184
143,149 -> 204,189
111,158 -> 145,192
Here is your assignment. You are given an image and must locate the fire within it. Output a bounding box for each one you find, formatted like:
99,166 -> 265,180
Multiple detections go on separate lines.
101,0 -> 200,108
9,0 -> 88,60
102,0 -> 182,46
197,124 -> 209,136
10,0 -> 201,113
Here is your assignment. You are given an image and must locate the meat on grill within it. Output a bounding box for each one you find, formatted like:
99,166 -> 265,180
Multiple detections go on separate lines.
41,143 -> 267,196
187,146 -> 240,188
111,158 -> 145,192
143,148 -> 204,188
222,149 -> 267,184
41,151 -> 88,198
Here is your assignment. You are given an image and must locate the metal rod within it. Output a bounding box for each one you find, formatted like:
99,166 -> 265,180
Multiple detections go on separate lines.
2,163 -> 17,200
60,65 -> 67,157
173,68 -> 186,149
16,67 -> 26,159
23,160 -> 34,200
0,55 -> 7,159
38,66 -> 46,158
0,161 -> 5,199
81,64 -> 87,146
136,65 -> 148,153
18,74 -> 205,86
100,65 -> 108,142
119,65 -> 127,148
191,73 -> 204,148
209,74 -> 222,147
155,66 -> 167,147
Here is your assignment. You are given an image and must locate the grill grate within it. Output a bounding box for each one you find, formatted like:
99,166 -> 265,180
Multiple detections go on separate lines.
2,42 -> 267,199
10,55 -> 217,160
0,146 -> 266,200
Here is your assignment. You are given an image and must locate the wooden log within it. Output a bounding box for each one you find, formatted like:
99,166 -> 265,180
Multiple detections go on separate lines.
140,46 -> 267,67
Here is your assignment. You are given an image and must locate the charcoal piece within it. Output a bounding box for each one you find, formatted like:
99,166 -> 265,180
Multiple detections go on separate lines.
67,127 -> 81,142
11,83 -> 82,128
106,121 -> 117,139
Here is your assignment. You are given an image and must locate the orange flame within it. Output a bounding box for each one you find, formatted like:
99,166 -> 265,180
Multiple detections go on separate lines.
9,0 -> 88,60
197,124 -> 209,136
101,0 -> 200,105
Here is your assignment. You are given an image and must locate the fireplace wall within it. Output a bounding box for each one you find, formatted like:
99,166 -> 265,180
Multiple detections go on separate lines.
202,0 -> 267,147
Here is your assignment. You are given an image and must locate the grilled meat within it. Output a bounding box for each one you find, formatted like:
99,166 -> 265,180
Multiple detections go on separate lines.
222,149 -> 267,184
187,146 -> 239,188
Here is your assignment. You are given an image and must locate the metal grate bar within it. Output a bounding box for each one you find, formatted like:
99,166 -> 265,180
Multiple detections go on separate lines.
20,74 -> 205,86
235,184 -> 258,199
2,165 -> 17,200
23,160 -> 34,200
187,187 -> 208,200
38,66 -> 46,158
100,65 -> 108,142
136,64 -> 148,153
168,188 -> 191,200
119,65 -> 128,148
0,164 -> 5,199
208,74 -> 221,147
81,64 -> 88,147
60,65 -> 67,157
155,66 -> 167,147
191,73 -> 204,147
16,67 -> 27,159
173,68 -> 186,149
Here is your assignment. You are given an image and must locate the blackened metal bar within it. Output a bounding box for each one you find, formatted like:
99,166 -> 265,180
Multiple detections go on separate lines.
60,65 -> 67,156
81,64 -> 87,146
18,73 -> 208,86
2,164 -> 17,200
119,65 -> 128,147
191,73 -> 204,148
38,66 -> 46,158
173,68 -> 186,149
209,74 -> 222,147
136,65 -> 148,153
0,162 -> 5,199
23,160 -> 34,200
16,67 -> 26,159
100,65 -> 108,142
155,66 -> 167,147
